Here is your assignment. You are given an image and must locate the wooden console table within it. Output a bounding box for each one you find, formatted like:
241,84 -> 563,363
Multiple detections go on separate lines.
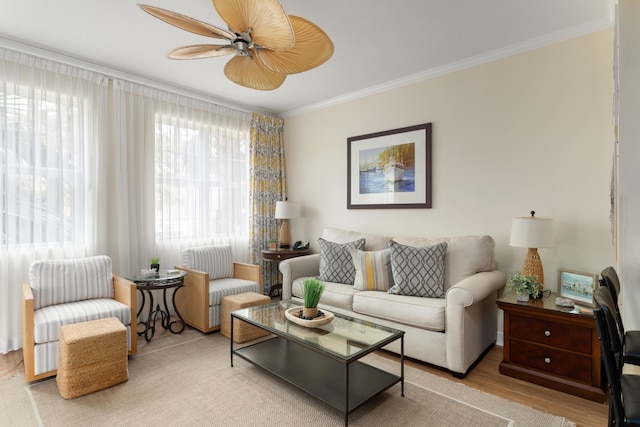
497,292 -> 606,402
261,248 -> 311,297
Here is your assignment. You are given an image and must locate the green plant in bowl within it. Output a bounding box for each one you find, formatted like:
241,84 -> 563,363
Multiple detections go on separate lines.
303,278 -> 325,308
300,278 -> 325,319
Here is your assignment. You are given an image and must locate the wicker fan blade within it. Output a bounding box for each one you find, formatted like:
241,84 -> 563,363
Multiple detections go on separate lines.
138,4 -> 234,40
213,0 -> 294,51
224,56 -> 286,90
168,45 -> 235,60
255,15 -> 334,75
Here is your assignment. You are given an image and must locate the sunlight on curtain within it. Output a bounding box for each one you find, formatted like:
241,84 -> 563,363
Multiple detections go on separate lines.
0,48 -> 108,353
111,83 -> 253,274
249,113 -> 287,295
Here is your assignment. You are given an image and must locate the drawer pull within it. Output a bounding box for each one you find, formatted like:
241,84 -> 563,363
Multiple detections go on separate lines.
544,330 -> 551,337
544,357 -> 551,364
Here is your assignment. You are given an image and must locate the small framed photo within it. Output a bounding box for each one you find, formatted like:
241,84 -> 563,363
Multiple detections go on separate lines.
558,269 -> 599,307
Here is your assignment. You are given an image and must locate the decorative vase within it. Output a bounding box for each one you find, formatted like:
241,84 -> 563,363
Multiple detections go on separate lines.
151,263 -> 160,272
269,242 -> 277,250
302,307 -> 319,319
516,291 -> 530,302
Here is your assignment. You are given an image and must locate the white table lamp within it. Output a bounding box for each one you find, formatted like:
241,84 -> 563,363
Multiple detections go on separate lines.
509,211 -> 554,284
275,200 -> 299,249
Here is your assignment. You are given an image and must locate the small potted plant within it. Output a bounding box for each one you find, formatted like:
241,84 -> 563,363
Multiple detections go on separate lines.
267,239 -> 278,251
507,271 -> 541,302
301,278 -> 325,319
150,257 -> 160,272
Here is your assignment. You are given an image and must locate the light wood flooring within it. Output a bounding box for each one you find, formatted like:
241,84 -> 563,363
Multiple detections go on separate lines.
388,345 -> 609,427
1,337 -> 609,426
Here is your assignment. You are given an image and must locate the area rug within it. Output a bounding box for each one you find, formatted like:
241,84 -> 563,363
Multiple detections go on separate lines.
4,330 -> 574,426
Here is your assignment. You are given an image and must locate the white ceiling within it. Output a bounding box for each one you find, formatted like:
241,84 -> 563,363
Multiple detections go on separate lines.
0,0 -> 613,116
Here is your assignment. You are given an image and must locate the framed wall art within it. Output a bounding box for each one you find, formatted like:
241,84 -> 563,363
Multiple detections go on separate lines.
347,123 -> 432,209
558,268 -> 599,307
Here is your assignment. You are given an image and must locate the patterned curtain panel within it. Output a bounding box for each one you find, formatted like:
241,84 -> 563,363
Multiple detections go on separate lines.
249,113 -> 286,295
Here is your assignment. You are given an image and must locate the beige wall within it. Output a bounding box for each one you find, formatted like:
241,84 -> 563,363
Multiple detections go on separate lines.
284,30 -> 615,296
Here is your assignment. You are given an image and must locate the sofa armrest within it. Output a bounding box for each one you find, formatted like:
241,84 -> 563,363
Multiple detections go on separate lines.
445,270 -> 506,375
446,270 -> 507,307
175,265 -> 210,332
233,262 -> 263,294
279,254 -> 321,300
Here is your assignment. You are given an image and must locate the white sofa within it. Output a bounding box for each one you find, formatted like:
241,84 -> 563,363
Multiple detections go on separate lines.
279,227 -> 506,376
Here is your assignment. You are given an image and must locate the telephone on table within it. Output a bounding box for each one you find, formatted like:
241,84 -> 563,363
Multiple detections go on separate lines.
292,241 -> 309,250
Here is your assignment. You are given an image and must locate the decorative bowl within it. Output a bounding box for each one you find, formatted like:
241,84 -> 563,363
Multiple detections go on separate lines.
284,307 -> 335,328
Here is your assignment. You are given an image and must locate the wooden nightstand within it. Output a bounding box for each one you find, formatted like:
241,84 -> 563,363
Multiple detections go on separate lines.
496,292 -> 606,402
261,248 -> 312,297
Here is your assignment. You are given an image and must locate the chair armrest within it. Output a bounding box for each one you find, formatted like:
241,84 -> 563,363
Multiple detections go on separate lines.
113,275 -> 136,310
279,254 -> 321,300
175,265 -> 210,331
233,262 -> 263,294
22,282 -> 36,381
113,275 -> 137,354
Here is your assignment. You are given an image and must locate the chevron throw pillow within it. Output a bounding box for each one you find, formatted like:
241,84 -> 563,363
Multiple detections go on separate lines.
388,240 -> 448,298
318,238 -> 365,284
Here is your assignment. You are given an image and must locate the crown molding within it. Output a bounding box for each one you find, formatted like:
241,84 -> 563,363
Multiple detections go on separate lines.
282,18 -> 614,118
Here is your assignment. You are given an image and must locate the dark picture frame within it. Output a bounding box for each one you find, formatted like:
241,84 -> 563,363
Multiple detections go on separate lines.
347,123 -> 432,209
558,268 -> 599,307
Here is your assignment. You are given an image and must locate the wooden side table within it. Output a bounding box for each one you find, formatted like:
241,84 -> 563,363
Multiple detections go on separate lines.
261,248 -> 312,297
497,292 -> 606,402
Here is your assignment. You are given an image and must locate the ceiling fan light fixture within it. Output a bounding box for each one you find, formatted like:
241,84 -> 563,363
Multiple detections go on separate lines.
139,0 -> 333,90
224,55 -> 286,90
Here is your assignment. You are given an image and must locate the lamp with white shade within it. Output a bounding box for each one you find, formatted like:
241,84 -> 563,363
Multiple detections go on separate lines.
509,211 -> 554,284
274,200 -> 299,249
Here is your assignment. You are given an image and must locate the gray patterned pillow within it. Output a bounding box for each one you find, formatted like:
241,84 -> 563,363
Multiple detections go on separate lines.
318,238 -> 365,284
388,240 -> 448,298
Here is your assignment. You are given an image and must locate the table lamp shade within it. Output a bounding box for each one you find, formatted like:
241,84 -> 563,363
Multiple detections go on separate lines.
275,201 -> 299,248
274,201 -> 299,220
509,215 -> 554,284
509,216 -> 554,249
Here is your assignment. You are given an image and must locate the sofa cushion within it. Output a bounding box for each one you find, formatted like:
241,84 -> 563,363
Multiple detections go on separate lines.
393,235 -> 495,289
388,240 -> 447,298
351,248 -> 394,291
291,277 -> 357,311
29,256 -> 114,310
181,245 -> 233,280
353,291 -> 446,332
318,238 -> 365,285
322,227 -> 390,251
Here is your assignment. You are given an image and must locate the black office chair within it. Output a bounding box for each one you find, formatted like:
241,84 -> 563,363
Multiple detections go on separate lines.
594,287 -> 640,427
601,267 -> 640,366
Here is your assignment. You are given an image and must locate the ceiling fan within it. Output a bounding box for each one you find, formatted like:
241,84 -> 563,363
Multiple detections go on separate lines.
138,0 -> 334,91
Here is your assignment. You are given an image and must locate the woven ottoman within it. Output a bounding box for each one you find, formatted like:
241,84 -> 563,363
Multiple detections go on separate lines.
221,292 -> 271,343
56,317 -> 128,399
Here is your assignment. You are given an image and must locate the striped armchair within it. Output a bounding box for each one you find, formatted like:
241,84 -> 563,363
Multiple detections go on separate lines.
22,255 -> 137,382
175,245 -> 262,333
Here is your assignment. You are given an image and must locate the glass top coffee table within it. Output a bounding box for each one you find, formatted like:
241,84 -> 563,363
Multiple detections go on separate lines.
230,300 -> 405,426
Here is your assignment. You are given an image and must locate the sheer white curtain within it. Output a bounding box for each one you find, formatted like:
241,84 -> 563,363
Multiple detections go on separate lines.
1,49 -> 252,354
0,48 -> 109,353
109,82 -> 252,276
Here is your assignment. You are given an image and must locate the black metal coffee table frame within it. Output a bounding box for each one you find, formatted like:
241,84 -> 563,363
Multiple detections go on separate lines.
230,301 -> 404,426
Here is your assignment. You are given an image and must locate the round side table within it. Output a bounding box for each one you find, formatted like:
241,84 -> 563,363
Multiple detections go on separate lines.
127,270 -> 187,342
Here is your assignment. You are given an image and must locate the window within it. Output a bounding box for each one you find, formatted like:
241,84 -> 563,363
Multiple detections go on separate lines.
154,113 -> 250,242
1,85 -> 88,248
